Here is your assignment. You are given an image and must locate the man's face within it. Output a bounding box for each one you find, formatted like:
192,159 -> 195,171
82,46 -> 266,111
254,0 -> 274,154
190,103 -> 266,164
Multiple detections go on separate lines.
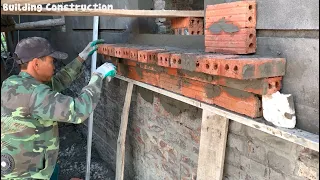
36,56 -> 55,82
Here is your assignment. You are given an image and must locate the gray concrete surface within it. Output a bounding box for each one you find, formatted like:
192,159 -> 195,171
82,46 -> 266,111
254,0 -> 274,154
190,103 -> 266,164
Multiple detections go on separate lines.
128,34 -> 205,50
205,0 -> 319,30
226,0 -> 319,30
256,37 -> 319,133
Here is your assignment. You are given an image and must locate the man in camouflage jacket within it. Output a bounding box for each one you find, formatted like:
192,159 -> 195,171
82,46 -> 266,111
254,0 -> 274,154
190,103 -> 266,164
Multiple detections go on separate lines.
1,37 -> 117,179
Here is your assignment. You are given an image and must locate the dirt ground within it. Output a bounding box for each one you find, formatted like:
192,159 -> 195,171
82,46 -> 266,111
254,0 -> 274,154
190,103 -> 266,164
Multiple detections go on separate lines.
58,123 -> 115,180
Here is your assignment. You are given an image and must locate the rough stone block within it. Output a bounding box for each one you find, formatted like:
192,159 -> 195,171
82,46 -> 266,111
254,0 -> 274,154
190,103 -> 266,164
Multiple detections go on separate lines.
223,163 -> 246,180
244,126 -> 294,153
225,147 -> 241,167
228,121 -> 245,136
227,134 -> 246,153
267,151 -> 295,175
295,161 -> 319,180
240,155 -> 269,178
245,139 -> 267,164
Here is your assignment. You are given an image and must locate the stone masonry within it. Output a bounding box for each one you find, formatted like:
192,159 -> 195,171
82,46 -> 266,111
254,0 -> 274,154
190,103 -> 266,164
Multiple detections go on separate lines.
89,78 -> 319,180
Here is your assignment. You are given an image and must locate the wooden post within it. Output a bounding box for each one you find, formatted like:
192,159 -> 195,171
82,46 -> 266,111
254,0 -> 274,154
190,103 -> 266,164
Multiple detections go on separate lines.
115,82 -> 134,180
197,110 -> 229,180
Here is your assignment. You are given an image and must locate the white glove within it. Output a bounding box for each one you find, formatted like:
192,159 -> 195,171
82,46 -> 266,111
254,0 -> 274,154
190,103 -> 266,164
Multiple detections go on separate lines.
93,62 -> 117,80
79,39 -> 105,60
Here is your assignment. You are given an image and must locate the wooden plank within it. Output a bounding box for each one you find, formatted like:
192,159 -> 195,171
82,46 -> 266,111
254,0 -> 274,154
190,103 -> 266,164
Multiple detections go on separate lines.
15,18 -> 65,30
1,9 -> 205,18
116,75 -> 319,152
1,0 -> 74,5
115,82 -> 134,180
197,111 -> 229,180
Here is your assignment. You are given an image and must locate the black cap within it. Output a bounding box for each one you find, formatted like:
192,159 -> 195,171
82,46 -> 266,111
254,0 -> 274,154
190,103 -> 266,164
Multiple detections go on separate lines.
14,37 -> 68,64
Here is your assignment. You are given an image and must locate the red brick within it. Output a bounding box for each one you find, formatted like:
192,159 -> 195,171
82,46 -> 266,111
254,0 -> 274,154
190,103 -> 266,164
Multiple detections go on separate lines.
171,17 -> 190,28
169,53 -> 182,68
205,13 -> 256,29
206,1 -> 256,10
219,57 -> 286,79
97,44 -> 115,55
130,59 -> 282,95
205,28 -> 256,39
205,40 -> 255,49
157,52 -> 172,67
205,1 -> 257,54
205,46 -> 256,54
205,28 -> 256,54
118,64 -> 262,117
159,73 -> 182,93
127,47 -> 141,61
173,27 -> 204,35
178,69 -> 282,95
188,27 -> 204,35
181,79 -> 262,118
193,54 -> 238,75
138,49 -> 165,64
115,52 -> 286,80
114,46 -> 125,58
124,66 -> 160,86
171,17 -> 204,29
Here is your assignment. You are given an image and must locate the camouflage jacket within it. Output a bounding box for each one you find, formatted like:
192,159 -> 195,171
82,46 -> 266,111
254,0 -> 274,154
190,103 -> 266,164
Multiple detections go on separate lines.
1,58 -> 104,179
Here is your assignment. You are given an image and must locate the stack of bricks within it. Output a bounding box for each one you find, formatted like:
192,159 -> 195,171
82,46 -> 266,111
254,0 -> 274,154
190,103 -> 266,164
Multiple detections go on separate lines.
171,17 -> 204,35
205,1 -> 257,54
98,43 -> 286,118
96,1 -> 287,119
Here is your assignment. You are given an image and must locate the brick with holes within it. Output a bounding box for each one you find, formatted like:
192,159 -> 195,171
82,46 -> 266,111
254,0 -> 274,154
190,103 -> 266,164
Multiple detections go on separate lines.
180,54 -> 285,80
177,69 -> 282,95
219,57 -> 286,79
117,63 -> 262,118
171,17 -> 204,29
138,49 -> 166,64
157,51 -> 172,67
127,47 -> 142,61
115,58 -> 282,95
205,1 -> 257,54
97,44 -> 116,56
181,78 -> 262,118
206,1 -> 257,29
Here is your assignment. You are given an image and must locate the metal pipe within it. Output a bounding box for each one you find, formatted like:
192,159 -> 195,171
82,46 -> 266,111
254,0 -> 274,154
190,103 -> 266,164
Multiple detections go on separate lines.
85,15 -> 99,180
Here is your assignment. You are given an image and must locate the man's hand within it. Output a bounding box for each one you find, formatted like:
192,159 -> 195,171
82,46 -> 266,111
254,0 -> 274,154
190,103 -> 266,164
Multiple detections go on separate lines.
78,39 -> 105,61
93,62 -> 117,79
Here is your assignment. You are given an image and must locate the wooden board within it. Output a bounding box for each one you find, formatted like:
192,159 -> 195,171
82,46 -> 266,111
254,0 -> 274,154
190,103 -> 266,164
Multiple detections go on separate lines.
197,111 -> 229,180
116,75 -> 319,152
1,9 -> 205,18
116,82 -> 134,180
1,0 -> 75,5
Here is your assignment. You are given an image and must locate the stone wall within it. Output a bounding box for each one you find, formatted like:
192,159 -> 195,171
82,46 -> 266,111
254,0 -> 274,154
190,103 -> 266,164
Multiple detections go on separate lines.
98,80 -> 319,180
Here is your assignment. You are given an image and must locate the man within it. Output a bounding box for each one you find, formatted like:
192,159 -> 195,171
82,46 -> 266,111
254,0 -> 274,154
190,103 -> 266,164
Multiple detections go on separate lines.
1,37 -> 116,179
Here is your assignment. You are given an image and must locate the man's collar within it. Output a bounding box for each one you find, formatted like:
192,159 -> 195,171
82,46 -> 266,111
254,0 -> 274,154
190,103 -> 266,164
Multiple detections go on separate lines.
19,71 -> 33,78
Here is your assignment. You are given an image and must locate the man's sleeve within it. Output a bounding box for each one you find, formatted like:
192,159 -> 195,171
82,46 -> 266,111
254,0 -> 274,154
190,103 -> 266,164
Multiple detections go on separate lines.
29,74 -> 103,124
48,58 -> 85,92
